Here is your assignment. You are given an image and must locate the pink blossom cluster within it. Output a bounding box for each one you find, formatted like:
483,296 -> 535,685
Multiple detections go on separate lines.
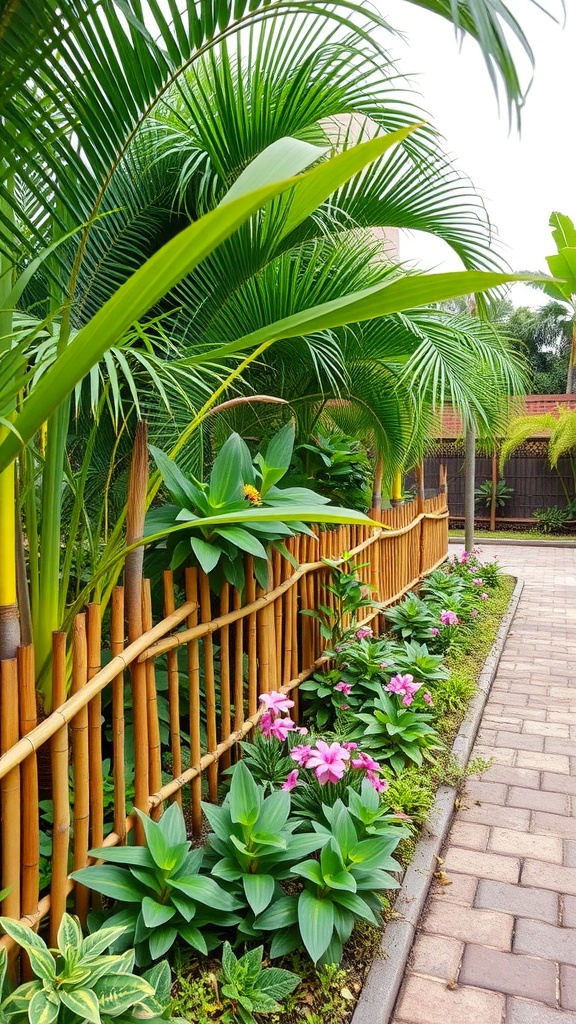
440,609 -> 459,626
472,577 -> 484,586
287,739 -> 388,792
386,673 -> 422,707
258,691 -> 308,742
356,626 -> 373,640
459,550 -> 471,564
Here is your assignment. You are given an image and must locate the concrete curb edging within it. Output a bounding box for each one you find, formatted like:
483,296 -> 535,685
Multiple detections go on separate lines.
449,536 -> 576,549
350,576 -> 525,1024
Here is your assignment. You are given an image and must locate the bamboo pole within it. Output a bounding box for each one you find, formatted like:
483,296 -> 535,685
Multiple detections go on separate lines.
185,569 -> 202,841
142,581 -> 162,822
233,587 -> 244,736
71,614 -> 90,926
18,643 -> 39,950
490,449 -> 498,533
87,605 -> 104,861
199,573 -> 218,803
256,584 -> 270,697
110,588 -> 126,840
219,584 -> 231,772
49,632 -> 69,946
1,658 -> 20,921
245,559 -> 257,716
163,573 -> 182,806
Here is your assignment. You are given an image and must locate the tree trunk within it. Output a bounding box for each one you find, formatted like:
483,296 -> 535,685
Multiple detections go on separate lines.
464,424 -> 476,553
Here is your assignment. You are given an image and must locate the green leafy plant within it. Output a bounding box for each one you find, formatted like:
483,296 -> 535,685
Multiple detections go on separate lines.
474,478 -> 513,509
219,942 -> 300,1024
533,505 -> 571,534
71,803 -> 241,966
391,640 -> 450,686
254,801 -> 400,964
300,554 -> 378,647
0,914 -> 179,1024
300,634 -> 398,729
384,594 -> 438,642
352,694 -> 444,774
202,761 -> 328,920
294,430 -> 372,511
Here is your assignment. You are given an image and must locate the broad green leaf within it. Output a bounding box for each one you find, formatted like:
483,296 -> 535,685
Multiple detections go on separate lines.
28,989 -> 59,1024
209,433 -> 253,506
156,802 -> 187,847
59,988 -> 101,1024
290,860 -> 323,887
214,526 -> 268,559
140,960 -> 172,1007
148,926 -> 178,961
26,946 -> 57,983
228,761 -> 261,827
141,897 -> 177,929
86,847 -> 156,870
257,967 -> 301,1002
330,890 -> 379,924
253,790 -> 291,837
148,446 -> 200,509
178,923 -> 208,955
189,535 -> 222,574
93,973 -> 153,1014
0,917 -> 47,952
242,874 -> 275,915
254,896 -> 298,931
297,889 -> 334,964
69,866 -> 144,902
168,876 -> 240,911
550,212 -> 576,252
220,137 -> 328,206
135,811 -> 173,870
57,914 -> 82,958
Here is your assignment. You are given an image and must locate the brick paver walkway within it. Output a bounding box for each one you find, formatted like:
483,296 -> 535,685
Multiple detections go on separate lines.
392,543 -> 576,1024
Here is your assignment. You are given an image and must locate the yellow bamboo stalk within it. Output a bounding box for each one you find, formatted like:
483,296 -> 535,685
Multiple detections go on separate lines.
199,573 -> 218,803
49,632 -> 69,946
163,572 -> 182,807
18,644 -> 39,941
245,559 -> 257,716
110,588 -> 126,841
71,614 -> 90,926
1,658 -> 20,921
142,581 -> 162,821
233,587 -> 244,736
219,584 -> 231,772
86,605 -> 104,862
256,584 -> 270,697
185,569 -> 202,840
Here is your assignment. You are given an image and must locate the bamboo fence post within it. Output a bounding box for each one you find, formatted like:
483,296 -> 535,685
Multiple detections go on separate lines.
256,580 -> 271,697
18,643 -> 38,962
142,580 -> 162,821
110,588 -> 127,839
219,584 -> 231,771
163,573 -> 182,806
1,658 -> 20,922
49,631 -> 69,946
490,448 -> 498,532
245,559 -> 257,716
71,613 -> 90,927
199,573 -> 218,802
185,569 -> 202,840
233,587 -> 244,737
87,604 -> 104,860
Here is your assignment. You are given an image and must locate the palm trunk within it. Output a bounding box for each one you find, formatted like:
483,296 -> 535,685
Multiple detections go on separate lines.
566,320 -> 576,395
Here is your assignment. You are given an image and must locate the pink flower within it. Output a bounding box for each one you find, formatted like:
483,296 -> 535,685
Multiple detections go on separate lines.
290,744 -> 313,766
343,742 -> 358,751
259,712 -> 275,738
471,608 -> 478,618
356,626 -> 373,639
268,717 -> 296,742
459,551 -> 470,563
380,662 -> 388,669
335,681 -> 352,696
259,691 -> 294,717
386,673 -> 413,695
305,740 -> 350,784
402,693 -> 415,706
481,592 -> 489,601
351,752 -> 381,772
282,770 -> 300,791
334,645 -> 342,653
431,627 -> 439,637
297,727 -> 309,735
340,704 -> 349,711
440,610 -> 459,626
367,770 -> 388,792
472,578 -> 484,586
423,691 -> 433,706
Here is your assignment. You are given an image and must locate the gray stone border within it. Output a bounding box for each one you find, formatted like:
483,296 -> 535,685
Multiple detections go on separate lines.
450,536 -> 576,549
351,576 -> 525,1024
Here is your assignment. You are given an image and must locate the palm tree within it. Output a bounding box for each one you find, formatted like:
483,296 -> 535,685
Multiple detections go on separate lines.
501,408 -> 576,504
0,0 -> 558,690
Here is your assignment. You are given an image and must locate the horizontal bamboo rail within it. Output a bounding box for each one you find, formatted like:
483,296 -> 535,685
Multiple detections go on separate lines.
0,494 -> 448,947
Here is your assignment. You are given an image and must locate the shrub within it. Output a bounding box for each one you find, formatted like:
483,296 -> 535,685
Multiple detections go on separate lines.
352,693 -> 444,774
533,505 -> 571,534
219,942 -> 300,1024
474,478 -> 513,509
384,593 -> 438,642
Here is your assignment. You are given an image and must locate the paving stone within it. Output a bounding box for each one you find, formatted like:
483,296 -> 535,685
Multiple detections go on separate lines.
422,902 -> 513,949
545,737 -> 576,756
508,997 -> 576,1023
562,896 -> 576,927
514,918 -> 576,965
459,801 -> 531,831
560,965 -> 576,1011
459,945 -> 557,1002
484,764 -> 541,788
524,721 -> 571,738
448,821 -> 490,851
522,860 -> 576,897
516,750 -> 571,773
506,786 -> 569,815
395,976 -> 505,1024
430,871 -> 477,906
542,773 -> 576,796
474,879 -> 559,924
532,811 -> 576,840
488,826 -> 563,864
495,731 -> 544,751
443,846 -> 520,884
564,842 -> 576,868
410,934 -> 463,981
464,780 -> 507,804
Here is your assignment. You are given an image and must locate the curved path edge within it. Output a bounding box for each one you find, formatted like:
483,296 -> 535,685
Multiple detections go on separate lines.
351,576 -> 525,1024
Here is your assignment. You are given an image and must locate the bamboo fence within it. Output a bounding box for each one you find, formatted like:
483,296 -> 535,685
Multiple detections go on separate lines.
0,492 -> 448,948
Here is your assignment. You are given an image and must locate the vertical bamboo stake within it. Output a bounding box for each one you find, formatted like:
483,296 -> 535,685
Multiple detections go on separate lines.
71,613 -> 90,926
185,569 -> 202,840
163,572 -> 182,807
142,580 -> 162,821
87,605 -> 104,860
19,643 -> 39,955
283,586 -> 293,687
219,584 -> 231,771
233,587 -> 244,735
49,631 -> 69,947
245,559 -> 257,716
199,572 -> 218,803
291,579 -> 299,681
490,449 -> 498,533
1,658 -> 20,921
110,588 -> 126,841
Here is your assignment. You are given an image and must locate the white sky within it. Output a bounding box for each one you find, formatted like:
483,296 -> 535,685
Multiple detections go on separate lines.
380,1 -> 575,309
